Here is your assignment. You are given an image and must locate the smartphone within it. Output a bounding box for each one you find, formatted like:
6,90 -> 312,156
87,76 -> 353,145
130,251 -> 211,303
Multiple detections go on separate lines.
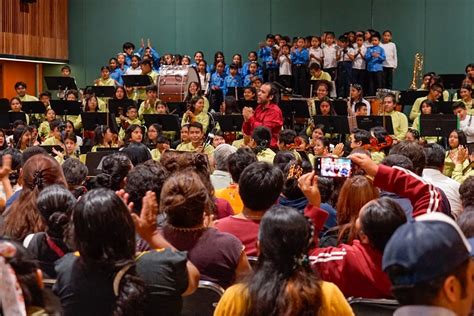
315,157 -> 352,178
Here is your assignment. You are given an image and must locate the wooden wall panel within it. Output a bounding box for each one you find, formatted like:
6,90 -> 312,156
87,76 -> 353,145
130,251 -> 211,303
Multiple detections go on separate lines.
0,0 -> 68,61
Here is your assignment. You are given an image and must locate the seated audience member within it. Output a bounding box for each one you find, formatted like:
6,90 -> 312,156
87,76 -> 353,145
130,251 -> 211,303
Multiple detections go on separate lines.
214,205 -> 354,316
457,210 -> 474,238
122,142 -> 152,166
449,144 -> 474,183
178,122 -> 214,155
309,153 -> 443,298
61,158 -> 88,199
0,239 -> 62,315
215,148 -> 258,214
54,189 -> 148,315
319,175 -> 379,247
1,154 -> 67,241
459,176 -> 474,213
24,185 -> 75,278
278,161 -> 310,212
422,143 -> 462,218
216,162 -> 284,257
380,154 -> 415,217
210,144 -> 237,190
93,153 -> 132,191
0,149 -> 21,204
160,171 -> 251,288
383,213 -> 474,316
317,177 -> 338,231
249,126 -> 275,164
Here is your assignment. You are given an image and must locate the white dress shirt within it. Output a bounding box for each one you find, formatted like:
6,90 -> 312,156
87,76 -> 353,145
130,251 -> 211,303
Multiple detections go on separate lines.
352,45 -> 367,70
422,168 -> 462,218
380,42 -> 398,68
322,44 -> 337,68
460,114 -> 474,143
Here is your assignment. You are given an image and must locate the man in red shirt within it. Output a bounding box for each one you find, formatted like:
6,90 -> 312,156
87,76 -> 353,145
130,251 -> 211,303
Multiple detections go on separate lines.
242,83 -> 283,149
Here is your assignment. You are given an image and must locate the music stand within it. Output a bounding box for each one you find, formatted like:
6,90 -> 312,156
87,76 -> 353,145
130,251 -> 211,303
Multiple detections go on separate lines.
356,115 -> 394,134
399,90 -> 429,105
122,75 -> 153,87
85,151 -> 115,176
237,100 -> 258,111
0,112 -> 28,130
96,147 -> 120,152
420,114 -> 458,141
439,74 -> 465,90
313,116 -> 351,139
50,100 -> 82,122
0,98 -> 9,113
22,101 -> 47,116
143,114 -> 180,133
40,145 -> 64,156
167,102 -> 188,116
80,145 -> 93,155
433,101 -> 454,114
81,112 -> 118,132
314,100 -> 348,116
86,86 -> 116,98
44,76 -> 78,91
108,99 -> 136,117
278,100 -> 310,129
213,114 -> 244,132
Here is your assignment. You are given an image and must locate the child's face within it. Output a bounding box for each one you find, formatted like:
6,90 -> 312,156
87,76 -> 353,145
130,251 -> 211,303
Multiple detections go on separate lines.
248,53 -> 257,61
405,132 -> 416,142
146,90 -> 157,100
216,54 -> 224,63
194,53 -> 203,63
101,69 -> 110,79
40,95 -> 50,106
230,68 -> 237,76
131,128 -> 143,143
313,140 -> 326,156
279,39 -> 287,47
10,99 -> 21,112
311,37 -> 320,47
131,58 -> 140,68
320,102 -> 331,115
157,142 -> 170,152
216,63 -> 224,73
165,55 -> 173,64
117,54 -> 125,65
355,106 -> 368,116
449,132 -> 459,148
383,32 -> 392,43
421,103 -> 432,114
52,127 -> 61,139
249,64 -> 257,74
326,36 -> 334,45
156,104 -> 167,114
124,47 -> 133,55
232,55 -> 241,65
182,57 -> 190,65
148,126 -> 158,140
282,46 -> 289,55
189,127 -> 203,143
350,87 -> 361,99
243,89 -> 255,100
127,108 -> 138,119
460,88 -> 472,100
198,61 -> 206,72
115,88 -> 125,99
194,99 -> 205,112
212,135 -> 225,148
312,128 -> 324,140
266,38 -> 274,47
180,127 -> 189,142
356,37 -> 364,46
252,79 -> 262,89
316,85 -> 328,99
364,32 -> 371,40
104,129 -> 113,142
371,37 -> 380,46
65,139 -> 76,155
46,110 -> 56,121
62,68 -> 71,76
297,38 -> 305,48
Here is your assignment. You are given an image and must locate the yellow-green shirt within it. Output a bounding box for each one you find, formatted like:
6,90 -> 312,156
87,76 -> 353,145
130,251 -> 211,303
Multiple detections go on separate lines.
138,100 -> 158,121
42,136 -> 62,146
74,110 -> 106,130
311,71 -> 332,82
371,151 -> 386,164
181,110 -> 209,132
91,144 -> 119,152
178,142 -> 214,155
411,114 -> 439,143
409,96 -> 427,121
176,142 -> 190,151
452,162 -> 474,183
256,148 -> 276,164
38,121 -> 51,139
382,111 -> 408,141
18,94 -> 39,102
151,148 -> 162,161
118,118 -> 142,140
444,149 -> 470,177
96,78 -> 116,87
135,71 -> 159,101
214,281 -> 354,316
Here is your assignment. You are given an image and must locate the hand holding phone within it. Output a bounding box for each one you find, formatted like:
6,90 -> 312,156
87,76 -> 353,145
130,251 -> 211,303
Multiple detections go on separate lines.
315,157 -> 352,178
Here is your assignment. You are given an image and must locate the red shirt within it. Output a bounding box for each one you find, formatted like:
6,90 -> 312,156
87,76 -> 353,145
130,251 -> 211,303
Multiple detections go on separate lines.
242,103 -> 283,148
215,216 -> 260,256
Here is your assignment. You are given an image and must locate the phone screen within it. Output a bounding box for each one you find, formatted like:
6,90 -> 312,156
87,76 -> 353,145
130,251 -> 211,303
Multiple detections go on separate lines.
315,157 -> 352,178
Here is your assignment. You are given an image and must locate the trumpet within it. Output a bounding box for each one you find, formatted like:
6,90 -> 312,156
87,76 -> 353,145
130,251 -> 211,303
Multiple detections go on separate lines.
409,53 -> 424,90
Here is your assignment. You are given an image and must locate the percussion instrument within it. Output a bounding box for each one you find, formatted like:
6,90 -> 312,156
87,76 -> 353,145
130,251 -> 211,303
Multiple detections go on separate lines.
157,65 -> 200,102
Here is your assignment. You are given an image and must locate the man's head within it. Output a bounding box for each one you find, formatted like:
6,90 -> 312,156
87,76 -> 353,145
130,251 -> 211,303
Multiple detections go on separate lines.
423,143 -> 446,171
381,154 -> 415,172
383,213 -> 474,316
14,81 -> 27,97
459,177 -> 474,209
257,83 -> 277,105
239,162 -> 284,212
389,141 -> 426,175
354,102 -> 368,116
227,148 -> 257,183
188,122 -> 204,145
350,128 -> 371,149
453,102 -> 468,121
212,144 -> 237,172
383,93 -> 397,113
278,129 -> 297,150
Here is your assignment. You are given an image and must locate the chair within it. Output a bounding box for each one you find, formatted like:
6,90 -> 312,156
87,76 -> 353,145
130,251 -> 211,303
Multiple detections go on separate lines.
181,280 -> 225,316
348,297 -> 399,316
247,256 -> 259,269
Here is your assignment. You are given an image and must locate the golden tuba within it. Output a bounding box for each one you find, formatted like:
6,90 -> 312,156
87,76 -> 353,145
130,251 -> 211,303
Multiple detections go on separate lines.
409,53 -> 424,90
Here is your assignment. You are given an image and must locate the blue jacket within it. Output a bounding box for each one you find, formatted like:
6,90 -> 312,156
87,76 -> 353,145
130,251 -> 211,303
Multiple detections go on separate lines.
210,72 -> 227,91
291,48 -> 309,65
364,45 -> 386,72
242,61 -> 263,77
137,47 -> 161,71
110,67 -> 124,86
243,73 -> 262,87
223,75 -> 242,96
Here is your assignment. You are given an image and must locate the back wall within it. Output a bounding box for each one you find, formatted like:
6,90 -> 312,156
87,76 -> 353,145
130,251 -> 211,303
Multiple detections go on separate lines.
58,0 -> 474,92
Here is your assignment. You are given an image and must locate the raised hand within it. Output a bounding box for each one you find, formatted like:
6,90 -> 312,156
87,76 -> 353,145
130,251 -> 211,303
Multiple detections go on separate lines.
298,171 -> 321,207
350,153 -> 379,177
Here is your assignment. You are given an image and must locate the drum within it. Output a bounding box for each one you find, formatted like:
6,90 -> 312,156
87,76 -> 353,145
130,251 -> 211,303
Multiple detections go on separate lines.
157,66 -> 200,102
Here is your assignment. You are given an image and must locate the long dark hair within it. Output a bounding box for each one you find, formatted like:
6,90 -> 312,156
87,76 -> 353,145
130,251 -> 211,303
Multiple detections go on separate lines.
94,125 -> 111,146
245,205 -> 322,315
94,153 -> 131,191
72,189 -> 147,316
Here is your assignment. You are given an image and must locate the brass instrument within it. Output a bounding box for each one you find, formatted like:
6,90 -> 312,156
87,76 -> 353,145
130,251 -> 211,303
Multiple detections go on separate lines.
409,53 -> 424,90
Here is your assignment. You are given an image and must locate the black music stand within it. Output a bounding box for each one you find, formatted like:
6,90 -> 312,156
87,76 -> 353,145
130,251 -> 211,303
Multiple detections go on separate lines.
85,151 -> 115,176
108,99 -> 136,117
122,75 -> 153,87
315,100 -> 348,116
44,76 -> 78,91
81,112 -> 118,132
50,100 -> 82,122
237,100 -> 258,111
80,145 -> 93,155
143,114 -> 180,133
420,114 -> 458,144
213,114 -> 244,132
279,100 -> 310,129
225,87 -> 244,100
399,90 -> 429,105
40,145 -> 64,156
0,98 -> 10,113
439,74 -> 465,90
0,112 -> 28,130
86,86 -> 116,98
356,115 -> 394,134
167,102 -> 187,116
313,116 -> 351,142
22,101 -> 47,116
96,147 -> 120,152
434,101 -> 454,114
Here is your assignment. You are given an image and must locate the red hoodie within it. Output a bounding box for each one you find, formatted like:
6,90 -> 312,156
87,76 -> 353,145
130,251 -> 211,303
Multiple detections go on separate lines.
310,165 -> 443,298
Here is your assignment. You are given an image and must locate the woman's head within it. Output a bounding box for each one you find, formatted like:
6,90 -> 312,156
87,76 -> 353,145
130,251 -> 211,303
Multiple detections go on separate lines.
420,99 -> 434,115
94,153 -> 131,191
10,97 -> 22,112
312,124 -> 325,140
197,60 -> 207,73
319,98 -> 334,116
85,96 -> 99,112
336,175 -> 379,243
316,81 -> 331,99
114,86 -> 127,100
13,125 -> 32,150
121,142 -> 152,166
187,81 -> 201,96
214,51 -> 225,64
124,124 -> 143,144
449,129 -> 467,149
190,96 -> 205,113
37,185 -> 76,239
146,123 -> 161,144
93,125 -> 113,146
350,84 -> 363,100
313,137 -> 330,156
160,171 -> 213,228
